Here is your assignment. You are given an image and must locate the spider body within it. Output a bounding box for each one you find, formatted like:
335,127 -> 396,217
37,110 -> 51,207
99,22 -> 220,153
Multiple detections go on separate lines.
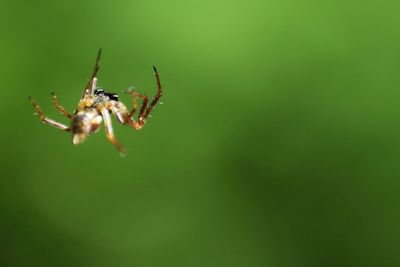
29,49 -> 163,155
71,106 -> 102,145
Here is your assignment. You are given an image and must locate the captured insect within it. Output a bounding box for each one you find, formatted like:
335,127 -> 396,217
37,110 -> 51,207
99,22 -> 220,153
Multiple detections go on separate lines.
29,49 -> 163,155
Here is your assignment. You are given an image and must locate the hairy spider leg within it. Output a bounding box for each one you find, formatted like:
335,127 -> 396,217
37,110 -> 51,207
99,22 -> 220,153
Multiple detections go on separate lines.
143,66 -> 163,119
50,92 -> 72,118
29,96 -> 70,131
125,66 -> 163,130
100,107 -> 126,155
124,89 -> 148,119
82,48 -> 102,99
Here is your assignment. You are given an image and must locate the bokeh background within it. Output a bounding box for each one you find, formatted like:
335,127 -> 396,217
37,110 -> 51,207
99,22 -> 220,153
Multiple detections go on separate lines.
1,0 -> 400,266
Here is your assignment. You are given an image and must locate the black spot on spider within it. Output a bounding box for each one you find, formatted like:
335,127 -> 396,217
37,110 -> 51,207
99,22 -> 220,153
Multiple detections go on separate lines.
106,93 -> 119,101
94,88 -> 105,95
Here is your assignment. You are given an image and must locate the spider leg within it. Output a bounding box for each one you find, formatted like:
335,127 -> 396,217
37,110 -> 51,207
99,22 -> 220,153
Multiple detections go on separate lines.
81,48 -> 102,99
100,107 -> 126,155
125,66 -> 163,130
50,92 -> 72,118
124,89 -> 148,119
29,96 -> 70,131
143,66 -> 163,118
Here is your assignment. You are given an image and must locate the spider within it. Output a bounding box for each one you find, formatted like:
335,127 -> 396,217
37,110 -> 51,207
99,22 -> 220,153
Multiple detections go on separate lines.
29,49 -> 162,155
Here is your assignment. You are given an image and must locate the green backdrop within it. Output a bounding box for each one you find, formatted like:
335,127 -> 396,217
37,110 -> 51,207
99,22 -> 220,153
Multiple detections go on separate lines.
1,0 -> 400,266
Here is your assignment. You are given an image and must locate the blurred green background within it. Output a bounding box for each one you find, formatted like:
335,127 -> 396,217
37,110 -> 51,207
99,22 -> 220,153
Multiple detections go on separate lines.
1,0 -> 400,266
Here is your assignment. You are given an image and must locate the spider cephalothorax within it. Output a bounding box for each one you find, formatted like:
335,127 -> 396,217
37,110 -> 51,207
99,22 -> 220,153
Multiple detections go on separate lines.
29,49 -> 163,155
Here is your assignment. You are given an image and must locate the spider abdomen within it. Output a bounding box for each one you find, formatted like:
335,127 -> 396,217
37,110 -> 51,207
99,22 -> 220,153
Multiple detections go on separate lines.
71,108 -> 102,144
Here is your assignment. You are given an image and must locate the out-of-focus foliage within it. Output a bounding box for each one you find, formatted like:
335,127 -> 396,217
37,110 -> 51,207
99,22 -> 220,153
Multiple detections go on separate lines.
1,0 -> 400,266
